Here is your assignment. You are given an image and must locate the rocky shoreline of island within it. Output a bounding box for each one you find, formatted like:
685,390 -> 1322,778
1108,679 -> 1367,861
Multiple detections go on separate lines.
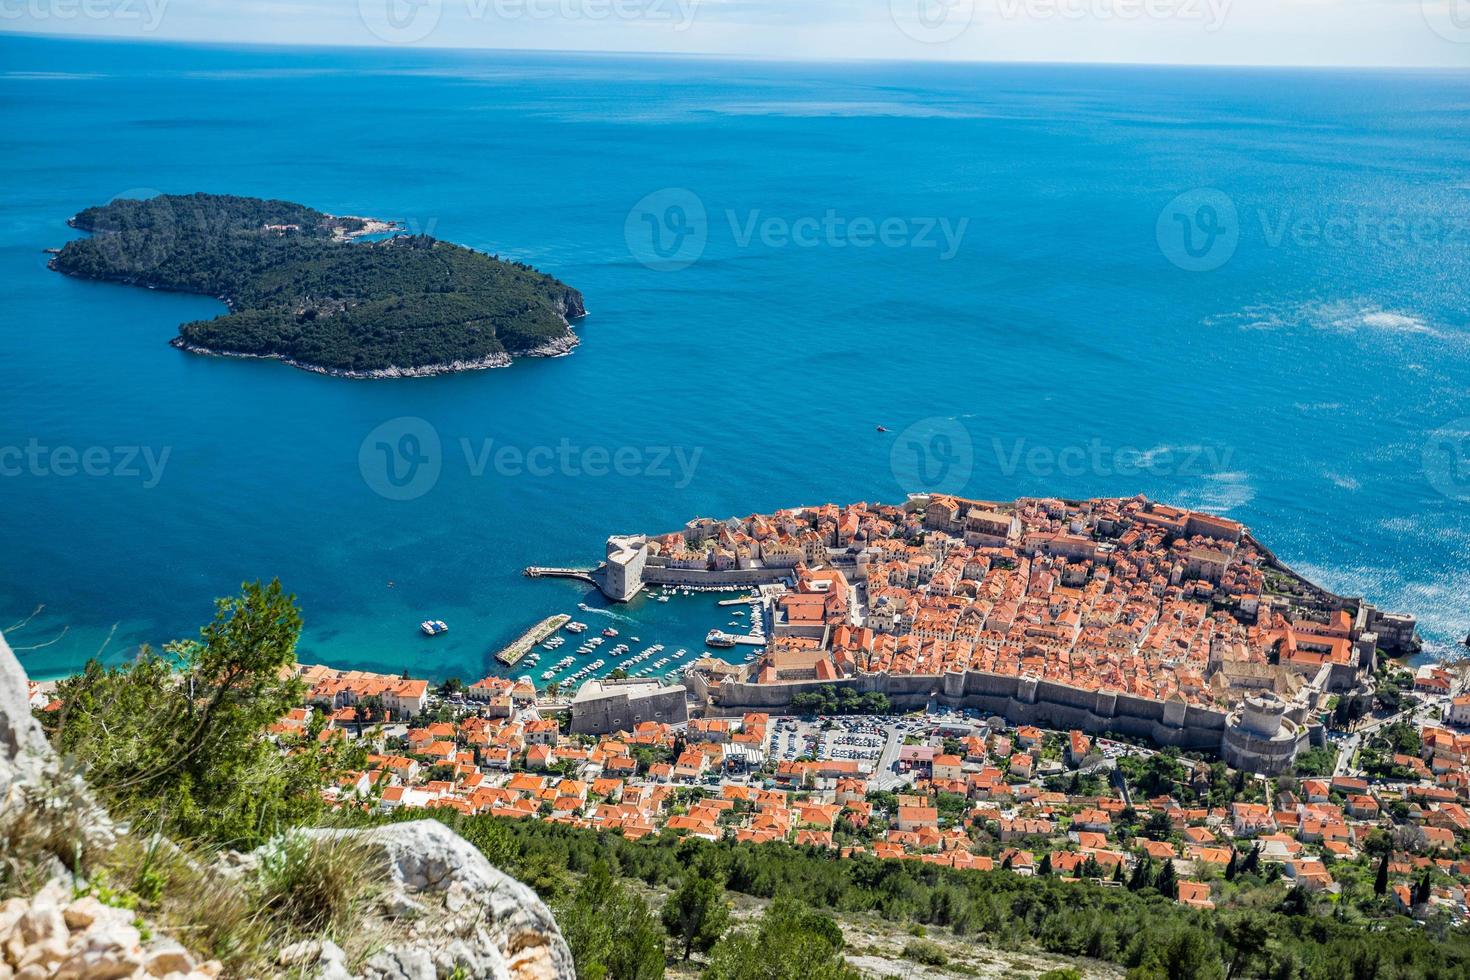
169,330 -> 581,379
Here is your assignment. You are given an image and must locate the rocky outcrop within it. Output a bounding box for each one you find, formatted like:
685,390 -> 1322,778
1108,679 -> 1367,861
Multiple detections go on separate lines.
279,822 -> 574,980
0,882 -> 221,979
0,632 -> 50,793
0,632 -> 574,979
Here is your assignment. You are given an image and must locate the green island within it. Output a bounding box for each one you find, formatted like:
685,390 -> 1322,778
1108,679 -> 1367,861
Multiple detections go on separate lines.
49,192 -> 586,377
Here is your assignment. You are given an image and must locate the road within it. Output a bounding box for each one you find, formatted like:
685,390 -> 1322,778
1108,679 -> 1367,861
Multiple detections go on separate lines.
871,725 -> 907,791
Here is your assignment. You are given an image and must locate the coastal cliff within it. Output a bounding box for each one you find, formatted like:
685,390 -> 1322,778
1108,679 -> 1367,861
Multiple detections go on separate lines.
50,193 -> 587,378
0,630 -> 574,979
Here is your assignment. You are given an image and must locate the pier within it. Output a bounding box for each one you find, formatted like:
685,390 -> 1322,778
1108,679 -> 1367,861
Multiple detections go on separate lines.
524,566 -> 600,587
495,613 -> 572,667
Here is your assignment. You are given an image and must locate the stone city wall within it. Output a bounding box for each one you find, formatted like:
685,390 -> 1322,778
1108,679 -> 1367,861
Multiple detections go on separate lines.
710,669 -> 1230,752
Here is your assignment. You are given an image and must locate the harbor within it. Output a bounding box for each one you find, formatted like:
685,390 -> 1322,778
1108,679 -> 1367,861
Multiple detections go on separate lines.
492,584 -> 772,694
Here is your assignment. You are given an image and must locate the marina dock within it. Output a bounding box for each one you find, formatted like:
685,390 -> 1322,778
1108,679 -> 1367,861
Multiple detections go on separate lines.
524,566 -> 599,586
495,613 -> 571,667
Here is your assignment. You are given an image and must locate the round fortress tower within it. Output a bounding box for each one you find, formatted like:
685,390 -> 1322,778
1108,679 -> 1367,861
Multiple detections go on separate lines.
1221,693 -> 1307,775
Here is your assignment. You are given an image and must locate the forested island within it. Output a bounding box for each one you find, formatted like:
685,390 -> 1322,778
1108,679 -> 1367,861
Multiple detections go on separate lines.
50,193 -> 586,377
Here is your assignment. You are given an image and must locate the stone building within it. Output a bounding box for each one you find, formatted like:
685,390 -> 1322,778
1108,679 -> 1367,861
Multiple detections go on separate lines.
569,677 -> 687,735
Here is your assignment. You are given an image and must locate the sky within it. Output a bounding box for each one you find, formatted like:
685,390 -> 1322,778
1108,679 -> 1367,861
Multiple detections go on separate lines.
1,0 -> 1469,67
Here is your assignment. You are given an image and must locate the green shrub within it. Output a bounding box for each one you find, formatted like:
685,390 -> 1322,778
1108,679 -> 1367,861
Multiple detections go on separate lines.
902,938 -> 948,966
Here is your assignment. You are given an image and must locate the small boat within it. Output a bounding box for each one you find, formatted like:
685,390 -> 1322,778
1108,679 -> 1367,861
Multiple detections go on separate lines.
420,620 -> 448,636
656,595 -> 670,603
602,627 -> 618,637
876,425 -> 889,433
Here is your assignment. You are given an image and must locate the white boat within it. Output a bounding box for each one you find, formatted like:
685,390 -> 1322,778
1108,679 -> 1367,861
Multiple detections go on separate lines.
420,620 -> 448,636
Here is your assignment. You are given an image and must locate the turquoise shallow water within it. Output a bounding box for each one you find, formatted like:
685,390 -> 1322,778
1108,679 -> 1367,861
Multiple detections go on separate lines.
2,35 -> 1469,681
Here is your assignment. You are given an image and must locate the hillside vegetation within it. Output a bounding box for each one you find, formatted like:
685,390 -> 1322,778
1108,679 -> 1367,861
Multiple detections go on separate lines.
51,193 -> 585,374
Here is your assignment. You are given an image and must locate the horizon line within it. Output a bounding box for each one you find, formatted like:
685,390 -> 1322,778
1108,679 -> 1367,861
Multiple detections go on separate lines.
4,28 -> 1470,73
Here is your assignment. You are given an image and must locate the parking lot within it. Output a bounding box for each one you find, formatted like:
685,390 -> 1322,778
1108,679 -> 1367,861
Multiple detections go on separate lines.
767,715 -> 893,769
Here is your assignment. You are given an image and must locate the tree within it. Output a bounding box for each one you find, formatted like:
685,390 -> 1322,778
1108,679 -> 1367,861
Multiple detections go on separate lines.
662,869 -> 730,961
1127,927 -> 1223,980
555,862 -> 665,980
46,580 -> 353,845
702,898 -> 857,980
1224,849 -> 1239,881
1239,843 -> 1260,877
1144,810 -> 1174,841
1277,886 -> 1311,917
1374,851 -> 1390,897
1154,859 -> 1178,900
1038,852 -> 1053,876
1128,856 -> 1154,892
1412,870 -> 1433,907
356,694 -> 385,734
1219,911 -> 1272,980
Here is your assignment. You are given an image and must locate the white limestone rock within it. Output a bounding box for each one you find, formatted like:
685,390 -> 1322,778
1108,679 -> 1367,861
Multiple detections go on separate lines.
307,821 -> 573,980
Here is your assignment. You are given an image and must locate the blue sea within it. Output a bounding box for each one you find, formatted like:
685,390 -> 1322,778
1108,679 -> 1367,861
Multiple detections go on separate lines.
2,34 -> 1469,682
